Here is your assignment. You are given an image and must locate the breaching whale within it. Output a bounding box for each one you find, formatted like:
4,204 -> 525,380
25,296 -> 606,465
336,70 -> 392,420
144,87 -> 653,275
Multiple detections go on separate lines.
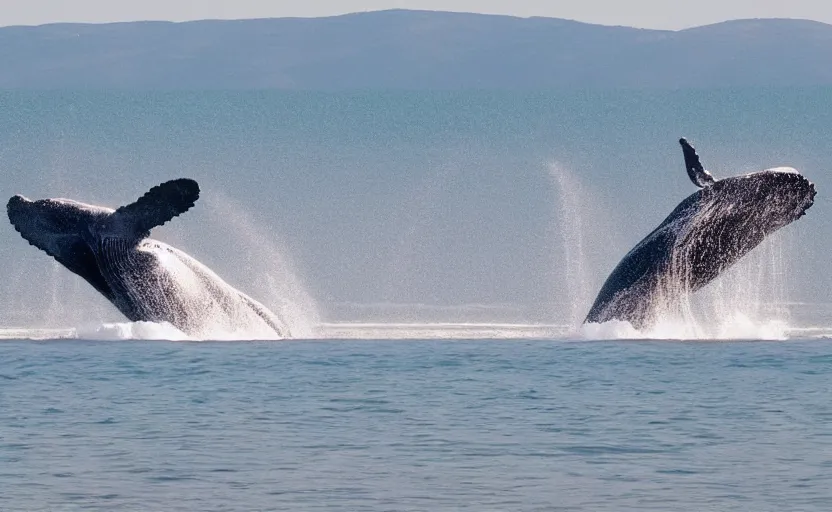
7,179 -> 287,339
584,138 -> 816,330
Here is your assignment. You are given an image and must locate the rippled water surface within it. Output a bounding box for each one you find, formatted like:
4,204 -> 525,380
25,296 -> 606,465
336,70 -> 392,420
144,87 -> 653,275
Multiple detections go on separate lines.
2,339 -> 832,511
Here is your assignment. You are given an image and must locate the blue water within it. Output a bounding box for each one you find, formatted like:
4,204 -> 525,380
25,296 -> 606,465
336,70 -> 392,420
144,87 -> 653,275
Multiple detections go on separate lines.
2,338 -> 831,511
0,89 -> 830,509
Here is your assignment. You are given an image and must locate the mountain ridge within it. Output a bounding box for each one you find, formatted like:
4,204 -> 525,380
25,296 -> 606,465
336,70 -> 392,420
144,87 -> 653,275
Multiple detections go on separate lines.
0,9 -> 830,89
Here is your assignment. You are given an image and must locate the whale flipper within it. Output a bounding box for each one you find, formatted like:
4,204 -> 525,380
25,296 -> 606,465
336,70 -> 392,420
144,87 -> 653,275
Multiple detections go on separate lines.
114,179 -> 200,236
679,138 -> 716,188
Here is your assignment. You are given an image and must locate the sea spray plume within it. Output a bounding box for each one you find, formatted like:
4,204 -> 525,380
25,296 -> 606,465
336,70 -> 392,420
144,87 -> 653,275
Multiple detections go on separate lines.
584,138 -> 816,331
196,192 -> 320,338
678,227 -> 792,339
7,179 -> 289,340
548,163 -> 592,328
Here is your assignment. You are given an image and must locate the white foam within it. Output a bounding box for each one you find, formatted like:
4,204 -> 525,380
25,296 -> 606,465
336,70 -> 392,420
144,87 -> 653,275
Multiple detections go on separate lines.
73,320 -> 291,341
74,321 -> 193,341
712,312 -> 788,340
579,319 -> 642,340
582,311 -> 789,341
0,320 -> 294,341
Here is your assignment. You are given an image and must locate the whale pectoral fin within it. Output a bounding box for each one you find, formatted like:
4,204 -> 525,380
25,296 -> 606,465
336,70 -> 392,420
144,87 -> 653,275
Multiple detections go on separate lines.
115,179 -> 200,235
679,138 -> 716,188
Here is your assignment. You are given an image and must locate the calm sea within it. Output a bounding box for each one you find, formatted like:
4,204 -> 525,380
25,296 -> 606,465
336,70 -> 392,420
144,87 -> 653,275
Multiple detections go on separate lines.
1,338 -> 832,511
0,90 -> 831,510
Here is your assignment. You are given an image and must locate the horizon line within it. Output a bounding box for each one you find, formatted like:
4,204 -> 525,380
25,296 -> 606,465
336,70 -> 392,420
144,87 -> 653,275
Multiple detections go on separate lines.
0,8 -> 827,32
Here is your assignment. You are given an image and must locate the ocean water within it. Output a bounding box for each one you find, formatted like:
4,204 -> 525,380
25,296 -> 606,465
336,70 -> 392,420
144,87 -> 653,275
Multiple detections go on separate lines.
2,338 -> 832,511
0,90 -> 831,510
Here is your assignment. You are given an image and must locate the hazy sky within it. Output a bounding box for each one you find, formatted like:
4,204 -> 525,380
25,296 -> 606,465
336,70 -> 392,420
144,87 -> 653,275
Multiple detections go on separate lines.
2,0 -> 832,30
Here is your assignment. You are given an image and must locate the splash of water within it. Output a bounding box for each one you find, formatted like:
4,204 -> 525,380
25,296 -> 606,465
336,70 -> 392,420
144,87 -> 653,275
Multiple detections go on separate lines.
75,321 -> 193,341
74,319 -> 297,342
581,230 -> 794,340
581,315 -> 788,341
181,191 -> 322,339
686,230 -> 791,334
547,163 -> 593,328
661,193 -> 793,338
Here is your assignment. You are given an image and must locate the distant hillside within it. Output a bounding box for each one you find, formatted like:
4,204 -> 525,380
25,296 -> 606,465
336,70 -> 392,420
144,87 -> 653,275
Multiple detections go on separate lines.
1,10 -> 832,89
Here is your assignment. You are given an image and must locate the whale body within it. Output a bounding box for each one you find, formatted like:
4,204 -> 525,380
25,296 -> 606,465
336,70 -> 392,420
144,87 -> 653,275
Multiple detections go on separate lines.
584,139 -> 816,330
7,179 -> 287,339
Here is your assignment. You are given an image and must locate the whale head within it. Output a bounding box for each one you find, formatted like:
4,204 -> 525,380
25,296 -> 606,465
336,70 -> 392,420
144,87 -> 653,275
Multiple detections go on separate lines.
702,167 -> 815,234
743,167 -> 816,227
7,195 -> 114,252
672,167 -> 816,290
7,195 -> 116,297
